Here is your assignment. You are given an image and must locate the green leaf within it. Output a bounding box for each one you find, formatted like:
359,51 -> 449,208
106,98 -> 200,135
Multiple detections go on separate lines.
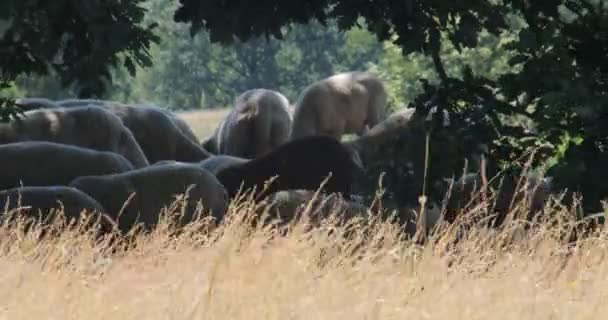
517,28 -> 537,51
453,13 -> 480,48
124,57 -> 136,76
508,54 -> 528,66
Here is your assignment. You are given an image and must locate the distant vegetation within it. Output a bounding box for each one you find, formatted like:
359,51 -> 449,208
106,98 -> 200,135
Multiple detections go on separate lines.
5,0 -> 513,112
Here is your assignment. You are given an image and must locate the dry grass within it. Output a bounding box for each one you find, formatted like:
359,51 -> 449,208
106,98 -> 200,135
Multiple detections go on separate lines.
0,186 -> 607,320
176,108 -> 230,141
13,109 -> 598,318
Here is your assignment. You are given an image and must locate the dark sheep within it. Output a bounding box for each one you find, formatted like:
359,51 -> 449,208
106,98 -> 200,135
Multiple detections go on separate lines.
198,155 -> 250,175
437,172 -> 552,227
0,141 -> 134,190
0,186 -> 111,233
216,135 -> 358,201
262,189 -> 368,227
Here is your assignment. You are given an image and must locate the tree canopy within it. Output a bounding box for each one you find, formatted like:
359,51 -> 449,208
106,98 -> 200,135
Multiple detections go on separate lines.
173,0 -> 608,211
0,0 -> 159,118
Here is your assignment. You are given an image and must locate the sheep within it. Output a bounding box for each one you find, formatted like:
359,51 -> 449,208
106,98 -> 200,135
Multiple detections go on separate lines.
14,97 -> 61,111
55,98 -> 106,108
151,155 -> 249,176
344,107 -> 415,154
0,141 -> 135,190
25,98 -> 199,146
290,71 -> 387,140
69,163 -> 229,233
98,103 -> 211,163
436,172 -> 553,227
133,103 -> 201,144
198,155 -> 250,175
261,189 -> 368,228
215,135 -> 359,201
165,111 -> 200,144
55,99 -> 210,163
0,105 -> 149,168
60,99 -> 202,145
342,107 -> 416,170
203,89 -> 292,158
0,186 -> 112,233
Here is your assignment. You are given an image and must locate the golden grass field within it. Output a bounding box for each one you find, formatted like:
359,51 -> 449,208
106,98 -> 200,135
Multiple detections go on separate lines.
1,108 -> 607,319
176,108 -> 230,141
1,193 -> 607,319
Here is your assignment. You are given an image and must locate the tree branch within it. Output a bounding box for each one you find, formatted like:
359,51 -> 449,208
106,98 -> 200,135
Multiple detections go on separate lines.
429,28 -> 448,83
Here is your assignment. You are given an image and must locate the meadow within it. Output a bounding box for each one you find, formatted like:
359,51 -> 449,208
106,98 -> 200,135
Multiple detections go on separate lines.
0,109 -> 606,319
176,108 -> 230,141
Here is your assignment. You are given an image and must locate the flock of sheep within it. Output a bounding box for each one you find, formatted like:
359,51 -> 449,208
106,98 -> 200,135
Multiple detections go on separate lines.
1,70 -> 560,240
0,71 -> 392,235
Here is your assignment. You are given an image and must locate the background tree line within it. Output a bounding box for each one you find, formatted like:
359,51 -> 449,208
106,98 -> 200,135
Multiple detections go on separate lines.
5,0 -> 512,112
1,0 -> 607,213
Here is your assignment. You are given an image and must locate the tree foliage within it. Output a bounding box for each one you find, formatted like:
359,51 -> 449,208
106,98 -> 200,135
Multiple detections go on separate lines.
12,0 -> 384,111
497,0 -> 608,211
0,0 -> 159,118
174,0 -> 608,211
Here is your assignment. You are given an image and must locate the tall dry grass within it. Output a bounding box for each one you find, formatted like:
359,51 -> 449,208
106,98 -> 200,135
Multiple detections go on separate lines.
0,184 -> 607,320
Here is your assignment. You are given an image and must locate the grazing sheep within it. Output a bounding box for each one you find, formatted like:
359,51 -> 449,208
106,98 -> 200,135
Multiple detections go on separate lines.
136,103 -> 201,144
27,98 -> 199,144
344,108 -> 415,154
78,100 -> 201,145
203,89 -> 292,158
14,97 -> 61,111
0,105 -> 149,168
0,186 -> 112,232
0,141 -> 135,190
57,100 -> 200,143
55,100 -> 210,163
166,112 -> 200,144
290,71 -> 387,140
437,172 -> 552,227
216,135 -> 359,201
55,98 -> 106,108
99,103 -> 211,163
343,107 -> 416,170
261,189 -> 368,227
151,155 -> 249,176
198,155 -> 250,175
69,163 -> 229,233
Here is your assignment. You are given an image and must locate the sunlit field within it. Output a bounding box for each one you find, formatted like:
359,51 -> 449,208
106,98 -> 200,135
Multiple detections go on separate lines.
176,108 -> 230,141
1,172 -> 608,319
